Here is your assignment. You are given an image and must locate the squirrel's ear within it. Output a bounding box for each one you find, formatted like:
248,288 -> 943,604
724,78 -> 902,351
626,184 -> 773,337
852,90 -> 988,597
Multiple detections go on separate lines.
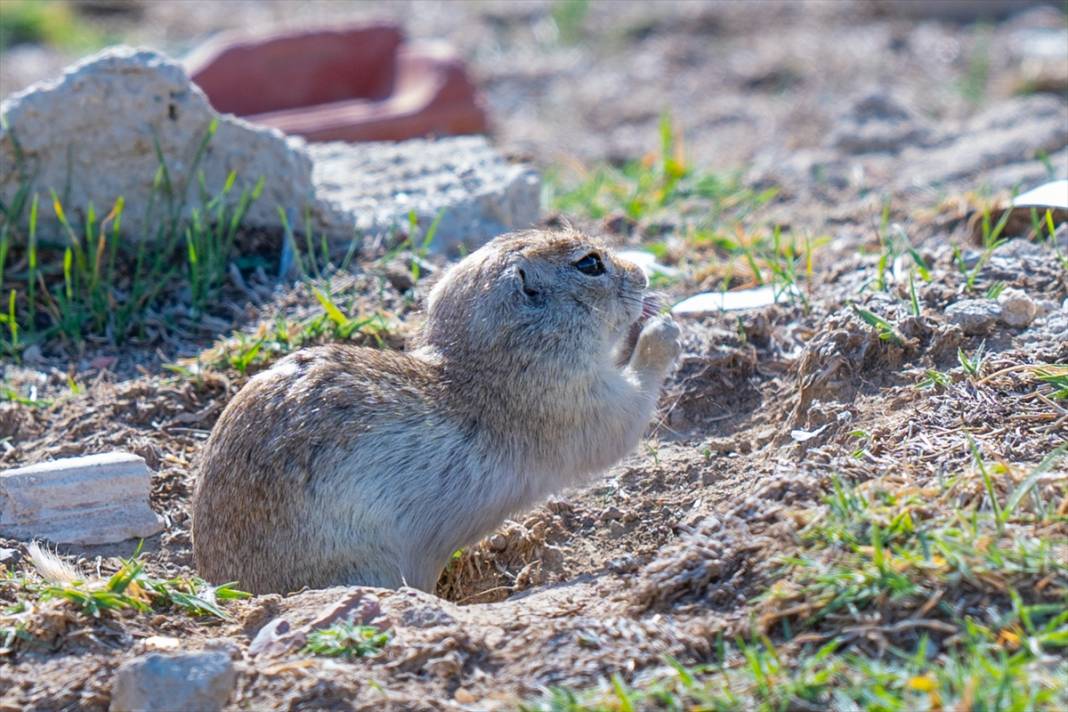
511,264 -> 543,305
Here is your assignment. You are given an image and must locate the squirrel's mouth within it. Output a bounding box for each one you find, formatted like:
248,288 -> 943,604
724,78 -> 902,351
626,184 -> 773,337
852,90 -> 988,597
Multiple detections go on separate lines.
616,293 -> 663,366
639,293 -> 662,322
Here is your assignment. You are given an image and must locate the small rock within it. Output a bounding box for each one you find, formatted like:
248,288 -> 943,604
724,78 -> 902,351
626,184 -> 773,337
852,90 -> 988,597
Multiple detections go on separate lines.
454,688 -> 478,704
545,498 -> 572,513
0,452 -> 164,545
426,650 -> 465,678
247,617 -> 293,658
1034,298 -> 1058,317
945,299 -> 1001,335
601,506 -> 625,522
0,547 -> 20,567
608,521 -> 626,538
383,255 -> 436,293
997,288 -> 1038,328
249,590 -> 382,658
139,636 -> 181,652
607,554 -> 638,574
20,345 -> 43,364
488,533 -> 508,552
109,652 -> 236,712
383,262 -> 416,293
396,593 -> 456,629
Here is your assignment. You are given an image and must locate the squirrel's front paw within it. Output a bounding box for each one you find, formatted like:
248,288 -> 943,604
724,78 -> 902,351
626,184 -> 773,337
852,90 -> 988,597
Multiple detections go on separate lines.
633,315 -> 681,373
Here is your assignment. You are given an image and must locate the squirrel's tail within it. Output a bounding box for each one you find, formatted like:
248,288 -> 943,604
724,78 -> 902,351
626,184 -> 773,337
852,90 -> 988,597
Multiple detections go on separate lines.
26,541 -> 80,584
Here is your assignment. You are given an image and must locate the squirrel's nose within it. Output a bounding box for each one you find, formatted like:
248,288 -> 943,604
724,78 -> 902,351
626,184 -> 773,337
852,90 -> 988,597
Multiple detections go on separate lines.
618,260 -> 648,290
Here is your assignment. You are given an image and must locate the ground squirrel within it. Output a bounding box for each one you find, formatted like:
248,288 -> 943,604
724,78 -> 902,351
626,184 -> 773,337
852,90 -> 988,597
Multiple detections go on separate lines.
192,228 -> 680,594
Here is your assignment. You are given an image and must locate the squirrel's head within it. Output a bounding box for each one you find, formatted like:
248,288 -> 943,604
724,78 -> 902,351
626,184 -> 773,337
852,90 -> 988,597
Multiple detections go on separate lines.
424,228 -> 651,370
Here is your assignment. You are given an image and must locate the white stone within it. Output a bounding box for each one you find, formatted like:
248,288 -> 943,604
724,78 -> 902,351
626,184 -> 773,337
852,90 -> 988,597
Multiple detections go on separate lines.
997,288 -> 1038,328
110,652 -> 236,712
0,47 -> 320,243
945,299 -> 1001,335
0,452 -> 164,545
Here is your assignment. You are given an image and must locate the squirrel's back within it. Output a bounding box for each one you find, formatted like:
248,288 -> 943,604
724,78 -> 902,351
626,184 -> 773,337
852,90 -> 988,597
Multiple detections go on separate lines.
192,344 -> 461,592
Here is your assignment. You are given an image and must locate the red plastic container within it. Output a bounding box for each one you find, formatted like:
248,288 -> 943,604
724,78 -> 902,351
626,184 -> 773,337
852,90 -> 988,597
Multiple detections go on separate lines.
185,24 -> 488,142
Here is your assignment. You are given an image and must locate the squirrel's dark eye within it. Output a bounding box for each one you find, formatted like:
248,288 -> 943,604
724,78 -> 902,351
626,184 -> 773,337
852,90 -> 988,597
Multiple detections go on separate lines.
574,253 -> 605,276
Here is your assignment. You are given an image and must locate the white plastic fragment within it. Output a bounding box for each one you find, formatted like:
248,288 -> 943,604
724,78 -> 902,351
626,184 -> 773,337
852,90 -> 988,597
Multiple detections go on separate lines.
672,285 -> 792,316
0,452 -> 164,545
1012,180 -> 1068,210
790,424 -> 829,443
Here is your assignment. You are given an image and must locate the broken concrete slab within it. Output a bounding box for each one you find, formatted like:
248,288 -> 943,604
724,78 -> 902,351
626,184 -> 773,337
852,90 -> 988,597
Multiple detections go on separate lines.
1,46 -> 541,254
310,137 -> 540,252
0,452 -> 164,546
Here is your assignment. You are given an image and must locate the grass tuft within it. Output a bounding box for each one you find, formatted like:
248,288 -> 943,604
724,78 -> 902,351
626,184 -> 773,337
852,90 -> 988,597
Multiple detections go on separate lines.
546,114 -> 777,225
0,122 -> 272,353
40,572 -> 249,621
302,620 -> 390,659
10,545 -> 250,622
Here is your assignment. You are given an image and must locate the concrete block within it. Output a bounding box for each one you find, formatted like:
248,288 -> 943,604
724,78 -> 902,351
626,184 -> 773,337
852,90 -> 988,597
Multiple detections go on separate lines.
311,136 -> 541,253
0,452 -> 164,546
